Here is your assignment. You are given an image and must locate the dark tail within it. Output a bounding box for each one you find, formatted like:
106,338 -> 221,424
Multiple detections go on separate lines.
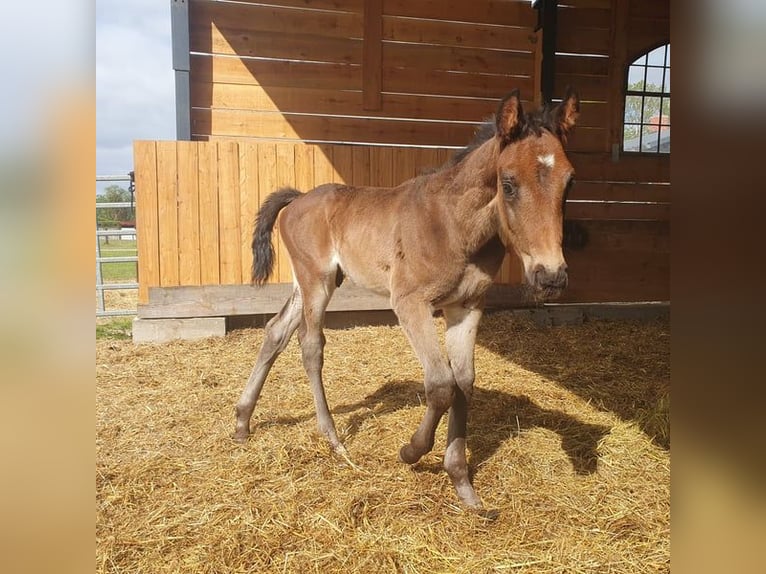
251,187 -> 302,285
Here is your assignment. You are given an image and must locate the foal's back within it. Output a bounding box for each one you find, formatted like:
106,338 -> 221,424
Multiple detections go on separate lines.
278,179 -> 468,298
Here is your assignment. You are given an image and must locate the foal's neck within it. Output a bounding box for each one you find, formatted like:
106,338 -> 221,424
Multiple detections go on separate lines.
440,138 -> 501,255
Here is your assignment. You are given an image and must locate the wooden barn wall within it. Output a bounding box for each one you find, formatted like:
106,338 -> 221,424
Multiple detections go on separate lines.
187,0 -> 541,148
553,0 -> 670,303
134,0 -> 670,311
134,140 -> 532,305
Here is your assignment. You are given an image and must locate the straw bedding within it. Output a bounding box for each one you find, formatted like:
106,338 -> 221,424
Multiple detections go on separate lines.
96,312 -> 669,573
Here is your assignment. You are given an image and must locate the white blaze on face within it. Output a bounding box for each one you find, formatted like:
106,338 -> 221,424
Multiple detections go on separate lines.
537,154 -> 555,169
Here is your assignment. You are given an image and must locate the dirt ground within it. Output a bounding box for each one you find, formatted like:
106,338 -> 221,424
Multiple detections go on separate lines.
96,312 -> 669,573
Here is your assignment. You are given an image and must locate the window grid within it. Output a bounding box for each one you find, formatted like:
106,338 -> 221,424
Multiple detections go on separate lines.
623,44 -> 670,154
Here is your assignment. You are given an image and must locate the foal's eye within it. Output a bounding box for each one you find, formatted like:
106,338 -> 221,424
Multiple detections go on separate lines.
502,178 -> 519,199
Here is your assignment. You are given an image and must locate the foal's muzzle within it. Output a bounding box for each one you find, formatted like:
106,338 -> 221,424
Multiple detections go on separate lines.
532,263 -> 568,298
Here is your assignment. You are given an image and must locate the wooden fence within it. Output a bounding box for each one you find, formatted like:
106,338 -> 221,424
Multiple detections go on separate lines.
134,139 -> 669,308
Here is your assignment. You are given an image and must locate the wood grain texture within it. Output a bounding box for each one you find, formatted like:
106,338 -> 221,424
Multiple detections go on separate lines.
134,141 -> 159,304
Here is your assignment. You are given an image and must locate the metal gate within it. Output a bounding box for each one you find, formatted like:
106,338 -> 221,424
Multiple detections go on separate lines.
96,174 -> 138,317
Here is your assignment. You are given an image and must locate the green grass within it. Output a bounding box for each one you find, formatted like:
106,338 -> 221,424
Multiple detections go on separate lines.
98,238 -> 137,282
96,317 -> 133,340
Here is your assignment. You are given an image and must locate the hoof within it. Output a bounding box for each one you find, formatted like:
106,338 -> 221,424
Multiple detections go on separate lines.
476,508 -> 500,521
398,444 -> 422,465
232,431 -> 250,444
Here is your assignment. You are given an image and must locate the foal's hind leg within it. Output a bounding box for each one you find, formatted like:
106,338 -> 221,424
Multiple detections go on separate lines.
234,289 -> 303,442
393,296 -> 456,465
296,276 -> 348,456
442,305 -> 484,510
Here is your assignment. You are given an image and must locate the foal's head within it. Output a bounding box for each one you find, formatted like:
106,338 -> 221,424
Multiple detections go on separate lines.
492,88 -> 579,299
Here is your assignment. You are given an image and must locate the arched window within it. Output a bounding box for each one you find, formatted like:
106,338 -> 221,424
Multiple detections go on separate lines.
623,44 -> 670,153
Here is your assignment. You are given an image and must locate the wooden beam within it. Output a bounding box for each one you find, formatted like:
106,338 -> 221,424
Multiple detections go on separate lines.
138,282 -> 534,319
362,0 -> 382,110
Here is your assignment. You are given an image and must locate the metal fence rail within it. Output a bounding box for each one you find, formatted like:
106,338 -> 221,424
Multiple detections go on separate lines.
97,174 -> 138,318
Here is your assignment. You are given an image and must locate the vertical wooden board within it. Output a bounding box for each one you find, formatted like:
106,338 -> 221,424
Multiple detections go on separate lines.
133,141 -> 159,304
416,148 -> 441,174
156,142 -> 180,287
313,144 -> 336,185
257,143 -> 279,283
176,141 -> 201,286
362,0 -> 383,110
294,144 -> 316,191
352,145 -> 371,186
369,146 -> 393,187
275,143 -> 297,282
198,141 -> 221,285
239,142 -> 260,283
392,147 -> 417,184
434,148 -> 452,167
332,145 -> 353,184
217,140 -> 242,285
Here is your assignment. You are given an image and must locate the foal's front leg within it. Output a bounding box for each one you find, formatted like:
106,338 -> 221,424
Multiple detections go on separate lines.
393,297 -> 456,465
443,305 -> 484,510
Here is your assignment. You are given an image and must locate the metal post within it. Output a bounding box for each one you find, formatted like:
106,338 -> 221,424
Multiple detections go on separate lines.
96,233 -> 105,314
171,0 -> 191,140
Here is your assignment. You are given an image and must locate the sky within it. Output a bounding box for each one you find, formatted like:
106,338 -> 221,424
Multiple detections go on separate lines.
96,0 -> 176,193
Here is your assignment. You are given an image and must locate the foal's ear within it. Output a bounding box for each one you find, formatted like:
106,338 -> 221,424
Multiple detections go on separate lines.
554,86 -> 580,143
496,90 -> 526,145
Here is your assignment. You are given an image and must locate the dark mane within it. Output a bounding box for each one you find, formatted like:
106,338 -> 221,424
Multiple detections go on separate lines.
449,99 -> 566,167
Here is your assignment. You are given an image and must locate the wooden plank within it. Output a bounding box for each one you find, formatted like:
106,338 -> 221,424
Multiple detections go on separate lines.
331,145 -> 353,184
569,152 -> 670,182
190,54 -> 361,91
190,1 -> 363,39
382,16 -> 536,52
562,220 -> 670,253
314,144 -> 337,184
156,142 -> 180,287
554,73 -> 610,102
383,42 -> 534,76
383,0 -> 537,27
275,143 -> 296,283
239,142 -> 260,284
565,201 -> 670,221
198,141 -> 221,285
569,181 -> 670,203
191,82 -> 501,123
556,23 -> 611,55
223,0 -> 363,13
139,282 -> 539,319
369,146 -> 394,187
294,144 -> 316,191
256,143 -> 280,284
559,253 -> 669,302
608,0 -> 629,148
392,147 -> 418,184
557,5 -> 611,29
555,54 -> 610,77
629,0 -> 669,20
217,140 -> 242,284
192,108 -> 477,147
140,282 -> 390,318
363,0 -> 382,110
351,146 -> 371,186
564,127 -> 609,153
563,101 -> 609,129
627,20 -> 669,62
558,0 -> 612,10
192,26 -> 362,65
134,141 -> 160,304
383,67 -> 535,100
176,141 -> 201,286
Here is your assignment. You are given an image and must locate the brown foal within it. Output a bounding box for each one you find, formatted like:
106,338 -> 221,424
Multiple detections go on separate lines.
234,89 -> 580,510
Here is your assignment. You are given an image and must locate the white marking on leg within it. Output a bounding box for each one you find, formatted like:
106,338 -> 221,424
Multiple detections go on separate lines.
537,154 -> 555,168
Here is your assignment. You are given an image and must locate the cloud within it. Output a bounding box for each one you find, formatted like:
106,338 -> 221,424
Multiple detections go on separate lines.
96,0 -> 175,177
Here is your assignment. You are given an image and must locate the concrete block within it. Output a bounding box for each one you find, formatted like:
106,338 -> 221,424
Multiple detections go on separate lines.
132,317 -> 227,344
